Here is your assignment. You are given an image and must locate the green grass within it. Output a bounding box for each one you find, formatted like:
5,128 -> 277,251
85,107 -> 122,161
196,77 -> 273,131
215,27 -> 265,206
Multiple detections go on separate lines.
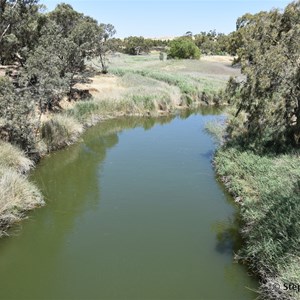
110,67 -> 199,96
91,53 -> 240,106
214,147 -> 300,299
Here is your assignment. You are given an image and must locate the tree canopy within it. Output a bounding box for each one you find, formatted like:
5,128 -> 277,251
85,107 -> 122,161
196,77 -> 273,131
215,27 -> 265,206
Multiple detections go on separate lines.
226,0 -> 300,151
168,37 -> 200,59
0,0 -> 116,152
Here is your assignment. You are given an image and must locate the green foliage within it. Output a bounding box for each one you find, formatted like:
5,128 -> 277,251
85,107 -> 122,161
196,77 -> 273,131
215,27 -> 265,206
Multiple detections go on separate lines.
214,147 -> 300,299
24,21 -> 72,112
225,1 -> 300,151
66,101 -> 100,122
168,37 -> 201,59
0,77 -> 36,152
0,0 -> 46,65
110,67 -> 199,98
194,30 -> 229,55
123,36 -> 150,55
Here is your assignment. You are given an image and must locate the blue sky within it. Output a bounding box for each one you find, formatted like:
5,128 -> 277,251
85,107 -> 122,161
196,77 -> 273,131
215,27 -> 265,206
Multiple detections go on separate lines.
40,0 -> 293,38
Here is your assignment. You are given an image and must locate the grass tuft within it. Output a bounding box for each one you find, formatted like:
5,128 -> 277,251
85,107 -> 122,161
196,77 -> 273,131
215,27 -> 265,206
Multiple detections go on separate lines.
0,141 -> 33,173
41,115 -> 83,151
0,167 -> 44,236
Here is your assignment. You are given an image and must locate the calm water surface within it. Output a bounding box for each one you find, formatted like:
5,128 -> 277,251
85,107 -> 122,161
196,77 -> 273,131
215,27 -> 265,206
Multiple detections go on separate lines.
0,109 -> 258,300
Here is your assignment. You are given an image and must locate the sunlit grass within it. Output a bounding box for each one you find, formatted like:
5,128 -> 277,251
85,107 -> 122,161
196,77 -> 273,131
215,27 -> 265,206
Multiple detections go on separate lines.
0,167 -> 44,236
41,115 -> 83,151
0,141 -> 33,173
214,147 -> 300,299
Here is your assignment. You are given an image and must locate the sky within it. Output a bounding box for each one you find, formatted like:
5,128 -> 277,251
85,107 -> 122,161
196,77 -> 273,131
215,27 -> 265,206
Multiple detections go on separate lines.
40,0 -> 293,38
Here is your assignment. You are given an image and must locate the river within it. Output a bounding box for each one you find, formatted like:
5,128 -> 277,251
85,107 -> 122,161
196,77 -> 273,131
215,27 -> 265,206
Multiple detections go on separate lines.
0,109 -> 258,299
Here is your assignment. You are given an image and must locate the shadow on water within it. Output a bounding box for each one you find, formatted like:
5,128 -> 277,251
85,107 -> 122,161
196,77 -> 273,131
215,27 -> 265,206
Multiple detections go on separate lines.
211,171 -> 246,253
212,212 -> 243,255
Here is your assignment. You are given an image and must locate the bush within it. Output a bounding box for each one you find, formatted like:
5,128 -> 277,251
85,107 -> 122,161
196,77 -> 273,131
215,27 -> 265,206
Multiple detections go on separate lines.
168,37 -> 201,59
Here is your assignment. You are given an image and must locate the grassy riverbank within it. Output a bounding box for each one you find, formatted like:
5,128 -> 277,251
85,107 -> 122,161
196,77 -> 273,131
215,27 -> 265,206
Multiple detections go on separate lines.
0,54 -> 239,236
213,144 -> 300,299
0,142 -> 44,236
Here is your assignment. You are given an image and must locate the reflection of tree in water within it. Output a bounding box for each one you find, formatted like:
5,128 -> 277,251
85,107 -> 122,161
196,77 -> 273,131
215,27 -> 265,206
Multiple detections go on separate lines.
212,212 -> 243,255
6,116 -> 176,297
29,115 -> 178,247
211,212 -> 258,294
179,106 -> 224,119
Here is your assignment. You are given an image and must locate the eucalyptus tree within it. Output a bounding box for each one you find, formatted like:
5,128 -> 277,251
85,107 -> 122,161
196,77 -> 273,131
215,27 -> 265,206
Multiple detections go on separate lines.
96,23 -> 116,73
226,1 -> 300,150
123,36 -> 150,55
0,0 -> 46,65
0,77 -> 36,152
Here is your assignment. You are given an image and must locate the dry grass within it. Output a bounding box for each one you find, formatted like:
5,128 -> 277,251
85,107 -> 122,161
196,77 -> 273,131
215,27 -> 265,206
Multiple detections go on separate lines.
0,142 -> 44,236
41,115 -> 83,151
0,141 -> 33,173
0,168 -> 44,236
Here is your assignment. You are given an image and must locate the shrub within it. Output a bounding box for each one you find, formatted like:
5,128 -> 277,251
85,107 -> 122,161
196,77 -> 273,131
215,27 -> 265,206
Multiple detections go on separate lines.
168,37 -> 201,60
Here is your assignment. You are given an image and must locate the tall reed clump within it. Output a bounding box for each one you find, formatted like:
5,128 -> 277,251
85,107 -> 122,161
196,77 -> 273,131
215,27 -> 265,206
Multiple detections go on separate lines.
214,147 -> 300,300
41,114 -> 83,151
0,141 -> 44,236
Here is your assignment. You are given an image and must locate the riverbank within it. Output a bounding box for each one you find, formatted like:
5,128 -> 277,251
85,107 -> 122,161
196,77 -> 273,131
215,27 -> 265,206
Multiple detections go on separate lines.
0,141 -> 44,237
214,145 -> 300,300
0,54 -> 240,237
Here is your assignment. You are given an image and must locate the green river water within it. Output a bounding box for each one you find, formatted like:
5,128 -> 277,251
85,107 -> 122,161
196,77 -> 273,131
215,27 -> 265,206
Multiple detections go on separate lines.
0,109 -> 258,300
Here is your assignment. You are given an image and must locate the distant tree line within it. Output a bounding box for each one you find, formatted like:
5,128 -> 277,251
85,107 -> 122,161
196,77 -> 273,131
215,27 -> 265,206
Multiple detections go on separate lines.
119,31 -> 233,58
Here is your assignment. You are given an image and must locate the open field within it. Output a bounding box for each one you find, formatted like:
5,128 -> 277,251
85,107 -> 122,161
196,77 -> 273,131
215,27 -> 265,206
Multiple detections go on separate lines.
75,53 -> 242,120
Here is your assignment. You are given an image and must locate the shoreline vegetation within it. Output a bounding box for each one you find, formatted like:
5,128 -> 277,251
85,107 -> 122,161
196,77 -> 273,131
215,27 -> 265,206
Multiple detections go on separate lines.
206,1 -> 300,298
